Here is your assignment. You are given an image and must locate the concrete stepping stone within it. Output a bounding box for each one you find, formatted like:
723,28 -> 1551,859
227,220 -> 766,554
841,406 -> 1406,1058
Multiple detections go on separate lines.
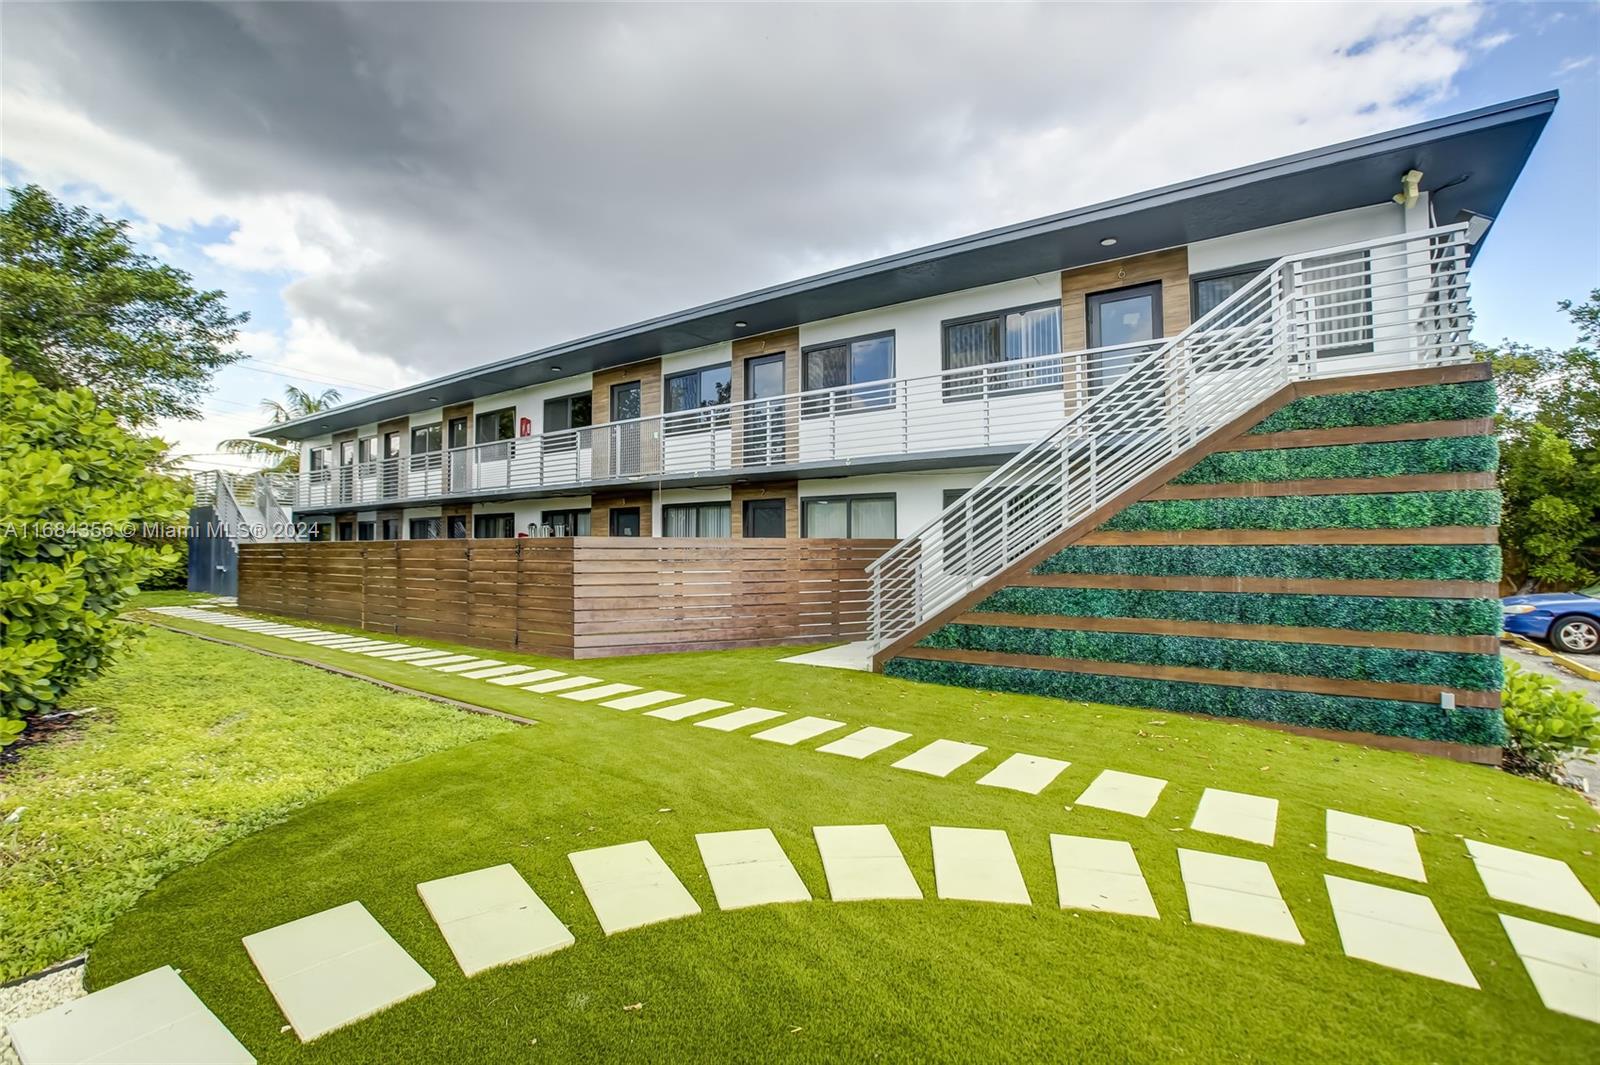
568,840 -> 701,935
1326,810 -> 1425,882
242,900 -> 435,1043
1499,914 -> 1600,1024
398,651 -> 461,665
816,726 -> 912,760
488,668 -> 566,686
525,675 -> 604,693
1324,875 -> 1477,988
1191,788 -> 1279,847
930,826 -> 1031,905
1466,840 -> 1600,924
752,716 -> 847,745
559,682 -> 644,702
1050,834 -> 1159,918
976,753 -> 1070,795
417,863 -> 574,977
1074,769 -> 1167,818
5,964 -> 254,1065
362,647 -> 434,660
433,658 -> 500,673
602,690 -> 684,711
696,828 -> 812,910
459,663 -> 539,680
1178,848 -> 1303,944
696,707 -> 785,732
643,698 -> 732,721
813,824 -> 923,902
892,739 -> 987,778
411,653 -> 476,667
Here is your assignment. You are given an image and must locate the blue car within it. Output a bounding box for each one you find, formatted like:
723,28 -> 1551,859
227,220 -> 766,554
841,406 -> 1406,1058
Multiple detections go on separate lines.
1503,585 -> 1600,655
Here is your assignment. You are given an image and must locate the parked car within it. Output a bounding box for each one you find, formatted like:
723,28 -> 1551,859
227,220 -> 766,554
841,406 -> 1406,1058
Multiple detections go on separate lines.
1502,586 -> 1600,654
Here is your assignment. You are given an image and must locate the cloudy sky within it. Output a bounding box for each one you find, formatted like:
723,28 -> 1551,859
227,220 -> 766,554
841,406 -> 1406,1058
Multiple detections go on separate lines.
2,1 -> 1596,468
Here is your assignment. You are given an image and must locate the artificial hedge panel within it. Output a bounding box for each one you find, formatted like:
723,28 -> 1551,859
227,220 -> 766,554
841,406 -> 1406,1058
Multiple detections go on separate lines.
883,656 -> 1506,745
1172,437 -> 1498,485
918,624 -> 1503,690
1032,544 -> 1502,582
1100,490 -> 1501,533
973,587 -> 1503,636
1248,380 -> 1496,435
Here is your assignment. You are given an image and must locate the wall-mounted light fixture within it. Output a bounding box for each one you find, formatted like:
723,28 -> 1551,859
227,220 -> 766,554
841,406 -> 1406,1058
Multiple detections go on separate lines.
1392,169 -> 1423,209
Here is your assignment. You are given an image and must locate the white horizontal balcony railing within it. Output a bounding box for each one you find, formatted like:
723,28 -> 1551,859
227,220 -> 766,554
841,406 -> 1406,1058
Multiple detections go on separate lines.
288,338 -> 1165,509
865,224 -> 1476,651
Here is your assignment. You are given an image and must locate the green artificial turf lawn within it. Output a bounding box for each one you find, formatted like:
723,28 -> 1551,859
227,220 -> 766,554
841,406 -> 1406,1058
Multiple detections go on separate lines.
72,608 -> 1599,1063
0,626 -> 514,981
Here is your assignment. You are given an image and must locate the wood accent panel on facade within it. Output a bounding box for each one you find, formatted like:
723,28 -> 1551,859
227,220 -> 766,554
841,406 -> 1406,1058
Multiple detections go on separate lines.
590,358 -> 663,480
730,480 -> 800,538
895,645 -> 1501,709
1060,247 -> 1192,351
1148,471 -> 1497,501
952,611 -> 1500,654
871,361 -> 1495,668
730,328 -> 801,467
237,537 -> 890,658
589,490 -> 654,538
1227,419 -> 1495,452
1077,526 -> 1499,547
592,358 -> 663,424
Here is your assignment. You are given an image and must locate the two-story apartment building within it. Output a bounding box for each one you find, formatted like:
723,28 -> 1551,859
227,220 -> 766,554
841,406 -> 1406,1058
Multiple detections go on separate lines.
263,93 -> 1549,550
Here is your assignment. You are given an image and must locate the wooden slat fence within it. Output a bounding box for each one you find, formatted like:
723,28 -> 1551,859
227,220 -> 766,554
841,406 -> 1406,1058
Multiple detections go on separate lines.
237,537 -> 889,658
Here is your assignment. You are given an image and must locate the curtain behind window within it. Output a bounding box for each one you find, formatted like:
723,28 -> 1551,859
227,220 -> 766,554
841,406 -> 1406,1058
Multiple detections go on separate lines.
663,506 -> 696,537
850,497 -> 896,538
804,499 -> 848,537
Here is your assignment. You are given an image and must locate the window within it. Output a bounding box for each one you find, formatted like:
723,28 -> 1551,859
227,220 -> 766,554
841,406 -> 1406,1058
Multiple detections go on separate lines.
662,502 -> 731,537
1302,250 -> 1375,357
409,517 -> 441,540
539,508 -> 591,536
941,302 -> 1062,401
338,440 -> 356,466
357,520 -> 376,541
543,393 -> 592,452
802,332 -> 895,416
410,424 -> 441,472
383,431 -> 402,459
310,521 -> 332,541
742,498 -> 786,538
474,407 -> 515,461
1086,283 -> 1162,393
608,507 -> 641,537
380,518 -> 402,540
447,514 -> 469,539
357,437 -> 377,468
474,513 -> 516,539
802,494 -> 896,538
1192,262 -> 1271,320
307,446 -> 332,483
664,364 -> 732,433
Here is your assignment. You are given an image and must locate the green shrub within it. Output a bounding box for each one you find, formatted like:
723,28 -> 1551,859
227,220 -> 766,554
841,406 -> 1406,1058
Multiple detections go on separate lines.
1249,380 -> 1496,434
1032,544 -> 1502,582
1101,490 -> 1500,532
975,587 -> 1503,636
918,623 -> 1503,690
0,357 -> 187,719
882,656 -> 1506,745
1500,661 -> 1600,780
1174,437 -> 1498,485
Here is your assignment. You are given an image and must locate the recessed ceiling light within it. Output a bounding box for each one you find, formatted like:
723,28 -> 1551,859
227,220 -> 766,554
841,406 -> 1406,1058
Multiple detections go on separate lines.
426,396 -> 439,402
550,365 -> 562,372
1099,237 -> 1118,247
734,320 -> 748,328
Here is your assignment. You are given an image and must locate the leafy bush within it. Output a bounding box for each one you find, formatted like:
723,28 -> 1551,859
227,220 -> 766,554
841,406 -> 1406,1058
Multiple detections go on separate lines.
1500,660 -> 1600,780
1249,380 -> 1496,435
975,586 -> 1503,636
1102,490 -> 1500,532
0,357 -> 187,720
918,623 -> 1503,690
1032,544 -> 1502,582
883,656 -> 1506,745
1174,437 -> 1499,485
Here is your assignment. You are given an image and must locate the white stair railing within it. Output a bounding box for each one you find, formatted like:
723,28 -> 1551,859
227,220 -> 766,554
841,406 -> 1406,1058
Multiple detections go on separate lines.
866,224 -> 1475,651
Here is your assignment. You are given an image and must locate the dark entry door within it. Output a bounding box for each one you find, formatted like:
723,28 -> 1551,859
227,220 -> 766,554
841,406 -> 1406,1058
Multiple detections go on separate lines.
743,498 -> 786,538
610,381 -> 642,475
742,353 -> 786,466
447,415 -> 470,490
609,507 -> 641,537
1086,282 -> 1162,394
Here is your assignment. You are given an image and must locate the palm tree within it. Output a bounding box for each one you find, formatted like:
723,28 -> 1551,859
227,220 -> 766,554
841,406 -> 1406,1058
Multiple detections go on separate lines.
220,385 -> 343,474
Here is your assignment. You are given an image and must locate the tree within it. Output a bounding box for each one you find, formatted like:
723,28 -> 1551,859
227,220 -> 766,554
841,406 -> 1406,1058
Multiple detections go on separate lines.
0,184 -> 248,427
219,385 -> 344,474
1487,289 -> 1600,591
0,356 -> 189,725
